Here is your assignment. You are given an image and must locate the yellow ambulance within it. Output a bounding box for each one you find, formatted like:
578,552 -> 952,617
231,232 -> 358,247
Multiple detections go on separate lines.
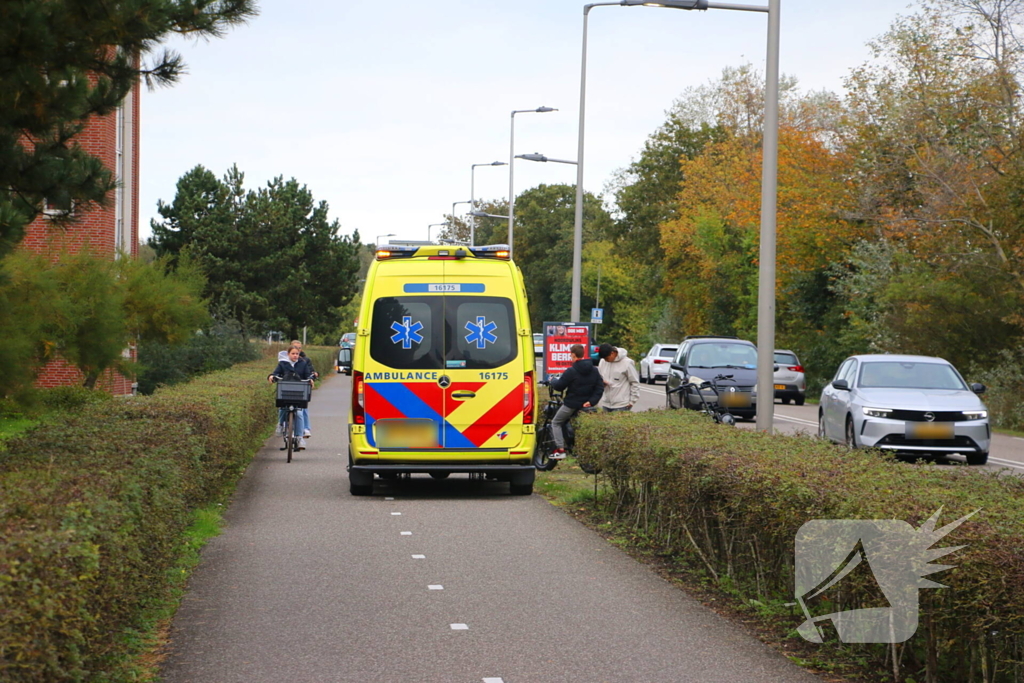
347,243 -> 537,495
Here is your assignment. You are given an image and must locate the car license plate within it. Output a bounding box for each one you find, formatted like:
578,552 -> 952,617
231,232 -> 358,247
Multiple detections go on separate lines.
774,384 -> 786,390
719,392 -> 751,408
375,419 -> 437,448
906,422 -> 954,440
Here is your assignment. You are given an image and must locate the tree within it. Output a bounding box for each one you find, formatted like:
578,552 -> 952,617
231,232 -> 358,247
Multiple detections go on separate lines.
661,125 -> 861,344
510,183 -> 613,329
150,165 -> 364,339
0,0 -> 257,258
0,249 -> 209,393
842,3 -> 1024,303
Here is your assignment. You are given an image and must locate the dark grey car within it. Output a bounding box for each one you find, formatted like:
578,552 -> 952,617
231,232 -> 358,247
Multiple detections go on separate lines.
665,336 -> 759,420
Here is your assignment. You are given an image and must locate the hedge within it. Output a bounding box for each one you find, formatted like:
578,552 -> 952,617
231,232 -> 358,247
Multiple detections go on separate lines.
576,409 -> 1024,683
0,349 -> 333,682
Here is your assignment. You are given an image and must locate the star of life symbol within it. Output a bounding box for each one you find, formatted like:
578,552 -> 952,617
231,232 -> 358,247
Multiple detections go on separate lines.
390,316 -> 424,349
464,316 -> 498,349
790,507 -> 978,644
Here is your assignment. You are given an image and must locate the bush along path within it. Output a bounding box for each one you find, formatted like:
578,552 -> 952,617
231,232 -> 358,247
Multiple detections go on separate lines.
0,348 -> 335,682
562,409 -> 1024,683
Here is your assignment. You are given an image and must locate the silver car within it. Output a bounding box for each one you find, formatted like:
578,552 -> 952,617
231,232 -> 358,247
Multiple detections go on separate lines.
818,354 -> 990,465
773,349 -> 806,405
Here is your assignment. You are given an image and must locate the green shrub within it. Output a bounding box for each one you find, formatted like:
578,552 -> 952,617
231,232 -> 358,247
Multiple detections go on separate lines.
0,358 -> 276,682
970,347 -> 1024,431
136,320 -> 259,395
577,410 -> 1024,682
36,385 -> 114,412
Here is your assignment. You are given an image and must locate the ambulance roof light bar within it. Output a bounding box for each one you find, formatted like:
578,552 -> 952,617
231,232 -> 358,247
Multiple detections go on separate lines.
375,244 -> 420,260
469,244 -> 511,260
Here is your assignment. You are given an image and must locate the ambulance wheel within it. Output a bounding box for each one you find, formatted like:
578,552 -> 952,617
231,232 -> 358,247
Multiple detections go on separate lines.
429,472 -> 450,480
349,470 -> 374,496
509,469 -> 535,496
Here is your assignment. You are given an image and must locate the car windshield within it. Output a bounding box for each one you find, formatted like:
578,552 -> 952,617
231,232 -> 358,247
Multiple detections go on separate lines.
688,343 -> 757,369
858,361 -> 968,390
659,347 -> 677,358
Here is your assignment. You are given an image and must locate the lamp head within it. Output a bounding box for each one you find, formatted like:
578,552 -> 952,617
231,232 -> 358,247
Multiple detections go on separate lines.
535,106 -> 557,113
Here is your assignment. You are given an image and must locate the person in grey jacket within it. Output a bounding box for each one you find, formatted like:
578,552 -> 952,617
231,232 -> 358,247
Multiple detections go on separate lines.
597,343 -> 640,412
549,344 -> 604,459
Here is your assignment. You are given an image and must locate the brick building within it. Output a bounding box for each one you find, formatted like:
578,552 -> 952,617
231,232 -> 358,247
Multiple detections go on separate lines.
21,78 -> 141,395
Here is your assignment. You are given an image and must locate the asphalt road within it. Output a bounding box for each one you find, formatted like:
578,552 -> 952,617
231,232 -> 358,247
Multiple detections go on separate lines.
632,379 -> 1024,473
159,372 -> 822,683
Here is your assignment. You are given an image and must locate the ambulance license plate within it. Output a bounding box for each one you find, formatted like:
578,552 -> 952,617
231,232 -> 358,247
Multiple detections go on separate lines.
376,419 -> 437,448
906,422 -> 954,440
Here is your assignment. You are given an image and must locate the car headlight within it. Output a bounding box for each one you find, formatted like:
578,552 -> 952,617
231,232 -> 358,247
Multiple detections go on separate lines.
862,407 -> 892,418
962,410 -> 988,420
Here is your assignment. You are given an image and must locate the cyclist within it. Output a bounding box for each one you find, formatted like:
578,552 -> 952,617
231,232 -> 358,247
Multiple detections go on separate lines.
268,345 -> 315,449
549,343 -> 603,460
276,341 -> 318,438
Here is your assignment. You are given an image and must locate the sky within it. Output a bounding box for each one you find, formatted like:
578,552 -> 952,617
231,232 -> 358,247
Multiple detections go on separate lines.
140,0 -> 915,246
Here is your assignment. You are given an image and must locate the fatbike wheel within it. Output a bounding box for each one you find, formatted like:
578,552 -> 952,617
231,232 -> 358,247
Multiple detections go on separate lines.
534,424 -> 558,471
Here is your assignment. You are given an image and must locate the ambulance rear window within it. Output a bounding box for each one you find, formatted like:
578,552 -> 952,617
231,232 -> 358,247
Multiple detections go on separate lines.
369,295 -> 518,370
449,297 -> 516,369
369,297 -> 443,370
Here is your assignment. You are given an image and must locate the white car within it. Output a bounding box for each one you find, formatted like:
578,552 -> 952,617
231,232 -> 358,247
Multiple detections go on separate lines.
818,354 -> 990,465
639,343 -> 678,384
773,349 -> 806,405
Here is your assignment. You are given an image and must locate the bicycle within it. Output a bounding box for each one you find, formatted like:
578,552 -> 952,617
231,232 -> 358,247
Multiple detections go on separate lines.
669,373 -> 738,426
272,377 -> 313,462
534,384 -> 599,473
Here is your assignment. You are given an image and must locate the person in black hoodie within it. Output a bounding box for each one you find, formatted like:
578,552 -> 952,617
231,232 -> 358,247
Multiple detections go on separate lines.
549,343 -> 604,459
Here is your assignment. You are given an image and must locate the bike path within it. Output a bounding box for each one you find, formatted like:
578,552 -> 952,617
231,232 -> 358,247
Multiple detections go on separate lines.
159,373 -> 822,683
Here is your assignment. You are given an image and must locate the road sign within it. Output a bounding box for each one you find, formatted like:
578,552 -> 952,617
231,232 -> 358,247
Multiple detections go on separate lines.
591,308 -> 603,324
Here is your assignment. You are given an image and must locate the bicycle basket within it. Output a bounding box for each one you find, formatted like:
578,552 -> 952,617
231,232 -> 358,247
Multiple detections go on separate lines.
275,380 -> 311,408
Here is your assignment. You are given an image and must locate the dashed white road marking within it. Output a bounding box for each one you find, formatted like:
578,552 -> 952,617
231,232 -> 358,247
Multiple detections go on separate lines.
483,679 -> 504,683
385,496 -> 395,500
450,623 -> 468,630
391,512 -> 402,516
412,554 -> 426,559
401,531 -> 412,536
428,585 -> 443,590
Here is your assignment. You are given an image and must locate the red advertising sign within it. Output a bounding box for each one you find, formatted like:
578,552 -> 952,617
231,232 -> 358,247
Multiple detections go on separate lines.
541,321 -> 592,382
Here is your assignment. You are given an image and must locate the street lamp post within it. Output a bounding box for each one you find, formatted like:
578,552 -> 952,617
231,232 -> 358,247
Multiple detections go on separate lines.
571,0 -> 779,432
509,106 -> 557,258
517,153 -> 578,166
470,209 -> 509,220
451,200 -> 472,242
427,223 -> 448,242
471,161 -> 506,246
376,233 -> 396,246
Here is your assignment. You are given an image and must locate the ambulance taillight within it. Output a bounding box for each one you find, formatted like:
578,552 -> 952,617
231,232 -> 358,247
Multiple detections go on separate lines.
352,371 -> 366,424
523,371 -> 535,424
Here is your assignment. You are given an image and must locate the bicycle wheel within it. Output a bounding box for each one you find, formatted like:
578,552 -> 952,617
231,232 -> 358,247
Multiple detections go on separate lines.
285,410 -> 295,463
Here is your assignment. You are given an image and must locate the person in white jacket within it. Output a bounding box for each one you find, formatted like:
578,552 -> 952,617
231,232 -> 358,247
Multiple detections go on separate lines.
596,343 -> 640,412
